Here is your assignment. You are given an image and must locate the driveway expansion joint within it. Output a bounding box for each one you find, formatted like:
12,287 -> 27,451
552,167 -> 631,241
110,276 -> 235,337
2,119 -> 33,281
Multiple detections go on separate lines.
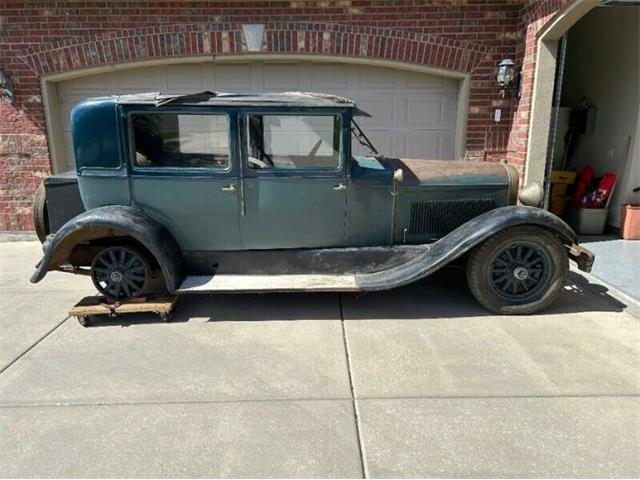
1,392 -> 639,410
339,293 -> 368,479
0,315 -> 70,377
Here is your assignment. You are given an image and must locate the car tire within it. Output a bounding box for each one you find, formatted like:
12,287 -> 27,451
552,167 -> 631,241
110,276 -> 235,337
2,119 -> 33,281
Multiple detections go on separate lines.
90,246 -> 151,300
33,180 -> 49,243
466,225 -> 568,315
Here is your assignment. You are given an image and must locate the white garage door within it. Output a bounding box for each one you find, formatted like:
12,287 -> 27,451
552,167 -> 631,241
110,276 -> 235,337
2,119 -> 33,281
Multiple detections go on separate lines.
55,61 -> 459,171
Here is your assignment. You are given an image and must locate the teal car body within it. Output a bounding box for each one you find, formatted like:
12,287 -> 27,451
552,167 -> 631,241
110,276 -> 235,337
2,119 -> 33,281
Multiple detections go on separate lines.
31,91 -> 594,314
70,93 -> 516,251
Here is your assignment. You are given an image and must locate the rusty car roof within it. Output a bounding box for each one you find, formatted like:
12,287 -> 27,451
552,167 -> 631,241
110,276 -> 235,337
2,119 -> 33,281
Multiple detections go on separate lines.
114,91 -> 369,115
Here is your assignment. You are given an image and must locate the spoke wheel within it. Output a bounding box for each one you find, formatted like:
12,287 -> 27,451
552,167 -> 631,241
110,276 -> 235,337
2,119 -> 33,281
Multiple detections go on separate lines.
466,226 -> 568,315
488,242 -> 552,302
91,246 -> 150,300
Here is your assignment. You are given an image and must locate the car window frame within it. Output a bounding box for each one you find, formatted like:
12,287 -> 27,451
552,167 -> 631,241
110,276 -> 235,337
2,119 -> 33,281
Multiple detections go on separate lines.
240,108 -> 348,178
125,107 -> 235,177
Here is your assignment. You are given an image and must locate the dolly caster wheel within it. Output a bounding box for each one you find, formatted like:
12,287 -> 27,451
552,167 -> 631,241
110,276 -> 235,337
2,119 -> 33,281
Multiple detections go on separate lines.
159,312 -> 171,323
78,316 -> 91,327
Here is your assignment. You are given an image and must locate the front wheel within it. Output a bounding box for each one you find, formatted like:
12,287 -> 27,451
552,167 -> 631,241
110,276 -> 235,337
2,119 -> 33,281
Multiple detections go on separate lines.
466,226 -> 568,315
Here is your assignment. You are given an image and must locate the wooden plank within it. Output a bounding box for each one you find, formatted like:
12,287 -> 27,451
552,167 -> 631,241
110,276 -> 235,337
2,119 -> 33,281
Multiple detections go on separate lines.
69,296 -> 177,317
178,274 -> 359,293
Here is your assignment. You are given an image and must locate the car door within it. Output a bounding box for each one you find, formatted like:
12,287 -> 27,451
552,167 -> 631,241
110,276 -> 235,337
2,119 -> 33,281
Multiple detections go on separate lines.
126,107 -> 242,251
240,111 -> 348,249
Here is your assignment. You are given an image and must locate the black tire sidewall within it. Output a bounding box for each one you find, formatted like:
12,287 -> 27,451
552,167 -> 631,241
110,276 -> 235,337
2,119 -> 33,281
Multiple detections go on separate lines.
466,227 -> 568,315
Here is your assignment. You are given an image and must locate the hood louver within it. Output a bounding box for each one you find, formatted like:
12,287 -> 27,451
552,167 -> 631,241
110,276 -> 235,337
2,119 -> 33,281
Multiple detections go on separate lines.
409,199 -> 496,240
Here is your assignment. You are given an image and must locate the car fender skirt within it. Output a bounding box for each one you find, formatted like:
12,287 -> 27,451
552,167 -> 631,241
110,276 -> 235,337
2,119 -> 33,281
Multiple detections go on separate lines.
30,205 -> 184,292
355,205 -> 578,291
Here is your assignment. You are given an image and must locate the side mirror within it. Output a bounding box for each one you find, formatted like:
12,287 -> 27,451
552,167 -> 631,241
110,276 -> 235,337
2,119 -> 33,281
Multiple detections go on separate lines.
393,168 -> 404,183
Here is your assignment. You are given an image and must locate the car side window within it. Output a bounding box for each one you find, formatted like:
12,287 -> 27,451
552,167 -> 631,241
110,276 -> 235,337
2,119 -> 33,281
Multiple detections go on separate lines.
131,113 -> 229,169
246,114 -> 341,170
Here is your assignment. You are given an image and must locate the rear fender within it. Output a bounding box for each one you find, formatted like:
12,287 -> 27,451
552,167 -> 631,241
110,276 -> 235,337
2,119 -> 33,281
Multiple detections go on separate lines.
30,205 -> 184,293
356,205 -> 581,291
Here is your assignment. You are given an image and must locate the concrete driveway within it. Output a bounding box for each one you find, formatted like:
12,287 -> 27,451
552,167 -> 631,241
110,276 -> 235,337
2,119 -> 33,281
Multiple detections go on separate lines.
1,241 -> 639,478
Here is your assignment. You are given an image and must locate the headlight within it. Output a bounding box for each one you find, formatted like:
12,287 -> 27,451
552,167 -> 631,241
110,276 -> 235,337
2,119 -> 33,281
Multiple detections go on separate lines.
518,181 -> 543,207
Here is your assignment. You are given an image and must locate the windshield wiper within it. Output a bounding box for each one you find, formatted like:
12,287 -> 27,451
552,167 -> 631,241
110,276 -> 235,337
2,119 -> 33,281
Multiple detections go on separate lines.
351,120 -> 379,156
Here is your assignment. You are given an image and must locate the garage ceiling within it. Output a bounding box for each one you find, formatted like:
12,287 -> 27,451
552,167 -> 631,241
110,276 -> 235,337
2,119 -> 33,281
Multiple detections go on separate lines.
55,61 -> 460,171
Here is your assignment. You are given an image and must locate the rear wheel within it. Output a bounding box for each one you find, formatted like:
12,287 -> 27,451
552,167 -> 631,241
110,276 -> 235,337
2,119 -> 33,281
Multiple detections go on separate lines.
90,246 -> 150,300
466,226 -> 568,314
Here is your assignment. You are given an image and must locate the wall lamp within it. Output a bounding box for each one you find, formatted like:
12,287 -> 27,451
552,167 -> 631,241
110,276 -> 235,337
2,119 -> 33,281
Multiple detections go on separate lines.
497,58 -> 520,98
0,68 -> 15,104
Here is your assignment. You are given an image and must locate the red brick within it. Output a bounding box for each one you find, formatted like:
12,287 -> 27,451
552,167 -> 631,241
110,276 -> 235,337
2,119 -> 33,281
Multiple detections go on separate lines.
0,0 -> 574,230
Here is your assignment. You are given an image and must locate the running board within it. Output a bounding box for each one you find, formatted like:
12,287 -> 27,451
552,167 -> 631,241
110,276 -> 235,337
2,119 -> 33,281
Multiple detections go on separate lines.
177,274 -> 359,293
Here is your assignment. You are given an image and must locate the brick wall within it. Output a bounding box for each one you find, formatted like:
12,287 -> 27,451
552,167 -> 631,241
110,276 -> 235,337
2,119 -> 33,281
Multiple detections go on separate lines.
0,0 -> 570,231
506,0 -> 572,167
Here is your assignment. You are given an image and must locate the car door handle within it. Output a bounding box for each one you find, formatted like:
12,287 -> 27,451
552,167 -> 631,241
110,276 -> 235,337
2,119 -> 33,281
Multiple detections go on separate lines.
221,184 -> 237,193
332,183 -> 347,191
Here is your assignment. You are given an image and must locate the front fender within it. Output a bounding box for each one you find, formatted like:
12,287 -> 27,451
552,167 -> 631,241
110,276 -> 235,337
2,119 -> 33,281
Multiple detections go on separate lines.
30,205 -> 184,293
356,205 -> 579,291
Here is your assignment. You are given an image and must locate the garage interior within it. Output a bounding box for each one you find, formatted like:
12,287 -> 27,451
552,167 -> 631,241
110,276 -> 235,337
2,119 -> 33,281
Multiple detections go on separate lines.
548,3 -> 640,233
544,2 -> 640,300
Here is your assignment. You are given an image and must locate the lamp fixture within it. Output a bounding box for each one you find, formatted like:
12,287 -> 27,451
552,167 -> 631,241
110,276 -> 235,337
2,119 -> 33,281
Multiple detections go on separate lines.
0,68 -> 15,104
496,58 -> 520,98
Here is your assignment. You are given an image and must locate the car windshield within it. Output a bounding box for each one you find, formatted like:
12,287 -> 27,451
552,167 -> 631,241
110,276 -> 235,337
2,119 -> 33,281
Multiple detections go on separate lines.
351,119 -> 379,156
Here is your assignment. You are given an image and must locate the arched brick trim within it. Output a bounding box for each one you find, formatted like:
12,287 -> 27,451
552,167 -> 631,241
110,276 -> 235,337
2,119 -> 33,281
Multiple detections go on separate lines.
21,23 -> 491,77
506,0 -> 574,169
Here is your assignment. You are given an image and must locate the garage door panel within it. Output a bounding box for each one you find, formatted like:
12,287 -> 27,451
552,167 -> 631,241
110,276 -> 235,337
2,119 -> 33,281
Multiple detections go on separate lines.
213,64 -> 252,90
62,74 -> 112,92
114,66 -> 167,90
167,64 -> 205,90
55,61 -> 459,173
406,71 -> 445,89
406,95 -> 458,128
352,133 -> 394,157
406,71 -> 458,92
59,135 -> 75,172
58,94 -> 93,123
406,97 -> 445,128
352,97 -> 396,128
311,64 -> 350,89
263,64 -> 302,90
358,66 -> 398,89
405,131 -> 455,159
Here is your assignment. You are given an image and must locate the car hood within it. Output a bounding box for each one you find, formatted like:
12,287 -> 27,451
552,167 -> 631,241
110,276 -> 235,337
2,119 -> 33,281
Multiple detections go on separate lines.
351,156 -> 519,203
386,157 -> 514,187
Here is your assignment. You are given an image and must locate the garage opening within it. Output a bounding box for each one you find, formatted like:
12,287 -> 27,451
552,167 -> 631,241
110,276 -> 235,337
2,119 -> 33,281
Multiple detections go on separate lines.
546,5 -> 640,234
49,60 -> 463,173
539,3 -> 640,302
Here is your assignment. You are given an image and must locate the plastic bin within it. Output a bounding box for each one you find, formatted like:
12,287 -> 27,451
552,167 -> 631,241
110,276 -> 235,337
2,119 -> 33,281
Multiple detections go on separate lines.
621,204 -> 640,240
566,207 -> 609,235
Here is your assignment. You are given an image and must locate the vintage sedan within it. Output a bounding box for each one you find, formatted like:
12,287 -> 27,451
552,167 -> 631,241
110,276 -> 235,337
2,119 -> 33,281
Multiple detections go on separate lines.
31,91 -> 594,314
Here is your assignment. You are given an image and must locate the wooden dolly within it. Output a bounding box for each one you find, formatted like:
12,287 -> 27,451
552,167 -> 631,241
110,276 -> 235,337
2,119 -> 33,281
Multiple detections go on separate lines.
69,295 -> 178,327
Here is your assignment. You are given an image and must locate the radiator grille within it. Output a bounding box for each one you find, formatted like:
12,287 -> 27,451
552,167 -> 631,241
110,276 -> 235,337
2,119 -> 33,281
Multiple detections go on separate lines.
409,199 -> 496,239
